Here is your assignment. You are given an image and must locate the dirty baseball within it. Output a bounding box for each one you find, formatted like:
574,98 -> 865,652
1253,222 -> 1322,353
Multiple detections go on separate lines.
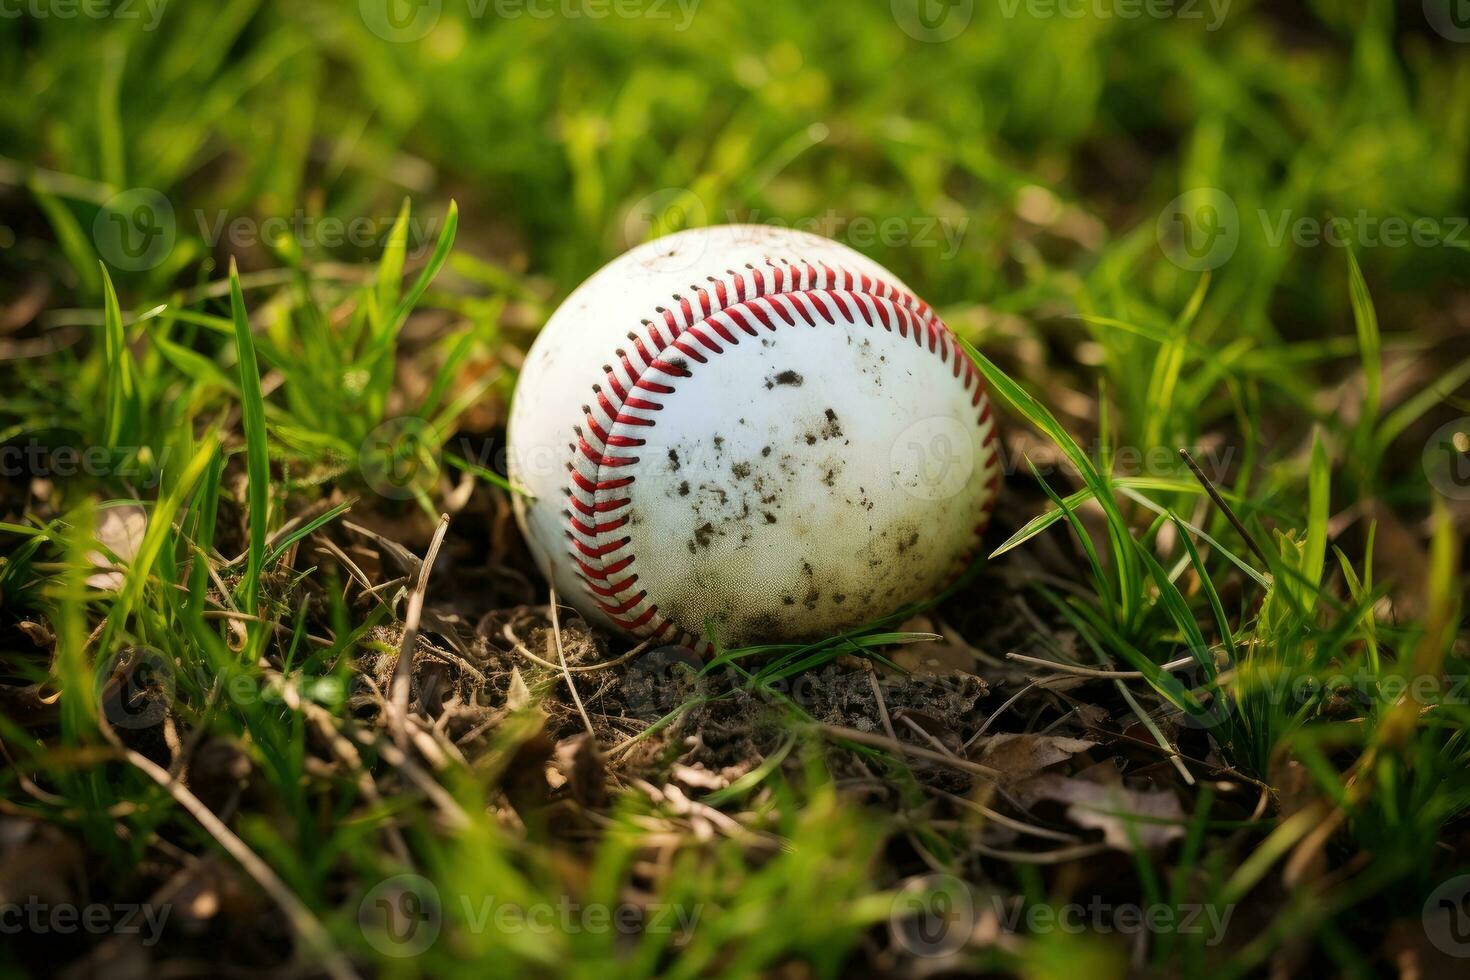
509,225 -> 1001,649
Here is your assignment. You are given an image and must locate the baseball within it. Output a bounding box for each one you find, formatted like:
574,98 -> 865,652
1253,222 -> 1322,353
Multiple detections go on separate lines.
509,225 -> 1001,650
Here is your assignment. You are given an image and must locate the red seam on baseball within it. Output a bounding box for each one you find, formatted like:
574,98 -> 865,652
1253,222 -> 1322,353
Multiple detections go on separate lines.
565,261 -> 1001,651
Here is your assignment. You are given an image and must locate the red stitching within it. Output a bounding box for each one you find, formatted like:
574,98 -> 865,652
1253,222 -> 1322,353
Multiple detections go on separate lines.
602,603 -> 660,631
568,495 -> 631,516
595,589 -> 649,617
570,535 -> 631,560
565,261 -> 1001,650
579,574 -> 638,597
577,554 -> 635,580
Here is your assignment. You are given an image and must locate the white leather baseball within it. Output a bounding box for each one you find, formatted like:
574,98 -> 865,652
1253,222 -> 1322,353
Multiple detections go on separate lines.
509,225 -> 1000,650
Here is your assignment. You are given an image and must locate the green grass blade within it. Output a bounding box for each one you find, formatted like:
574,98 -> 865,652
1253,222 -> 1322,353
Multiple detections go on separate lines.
100,265 -> 136,449
229,259 -> 271,619
186,449 -> 225,618
1299,428 -> 1330,611
264,499 -> 354,569
1375,355 -> 1470,453
1134,536 -> 1215,681
153,335 -> 238,394
97,39 -> 127,189
963,340 -> 1140,624
33,186 -> 101,297
1172,514 -> 1238,666
100,435 -> 221,652
386,200 -> 458,339
1346,249 -> 1381,447
376,197 -> 411,323
1029,458 -> 1115,623
442,451 -> 521,495
1117,485 -> 1271,588
1175,271 -> 1211,330
991,477 -> 1263,559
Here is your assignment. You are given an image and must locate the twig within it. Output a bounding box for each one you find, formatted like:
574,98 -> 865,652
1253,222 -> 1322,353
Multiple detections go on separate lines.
1114,675 -> 1195,786
200,552 -> 250,650
314,537 -> 383,601
898,714 -> 959,759
200,610 -> 334,647
963,681 -> 1038,751
866,669 -> 898,742
502,623 -> 653,673
1005,651 -> 1199,679
1180,448 -> 1272,568
170,676 -> 223,781
0,739 -> 66,806
929,788 -> 1081,843
352,730 -> 472,830
300,703 -> 412,866
391,514 -> 451,751
99,724 -> 357,980
223,498 -> 353,568
408,715 -> 467,771
1038,706 -> 1079,735
548,587 -> 596,742
606,698 -> 704,761
361,575 -> 412,601
818,723 -> 1000,779
972,841 -> 1111,864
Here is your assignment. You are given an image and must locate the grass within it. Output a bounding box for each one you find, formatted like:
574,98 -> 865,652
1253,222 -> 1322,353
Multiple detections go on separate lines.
2,2 -> 1469,977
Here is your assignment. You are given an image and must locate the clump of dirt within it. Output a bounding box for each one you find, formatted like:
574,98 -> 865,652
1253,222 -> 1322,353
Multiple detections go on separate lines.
765,369 -> 805,388
442,602 -> 999,794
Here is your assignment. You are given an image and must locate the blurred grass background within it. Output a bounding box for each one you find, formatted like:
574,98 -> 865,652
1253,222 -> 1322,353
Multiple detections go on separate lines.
2,0 -> 1469,977
5,0 -> 1469,483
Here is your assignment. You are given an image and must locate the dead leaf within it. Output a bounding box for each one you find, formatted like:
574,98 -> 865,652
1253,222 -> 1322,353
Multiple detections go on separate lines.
506,666 -> 532,711
551,734 -> 607,810
1016,773 -> 1186,851
975,734 -> 1096,782
671,764 -> 729,793
86,505 -> 146,590
498,719 -> 555,821
892,615 -> 986,675
17,621 -> 53,648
